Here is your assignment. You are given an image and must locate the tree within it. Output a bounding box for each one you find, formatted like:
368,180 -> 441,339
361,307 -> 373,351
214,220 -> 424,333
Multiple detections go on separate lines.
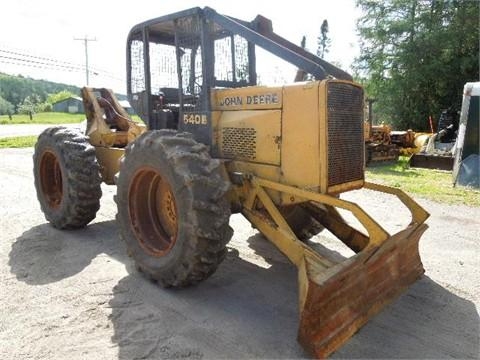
17,95 -> 42,117
0,73 -> 80,112
301,36 -> 307,49
317,20 -> 331,59
354,0 -> 479,130
0,96 -> 14,115
47,90 -> 75,105
295,36 -> 311,82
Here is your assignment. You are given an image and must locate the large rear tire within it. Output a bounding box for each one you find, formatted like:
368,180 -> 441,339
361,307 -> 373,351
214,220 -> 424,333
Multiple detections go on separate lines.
33,126 -> 102,229
116,130 -> 233,287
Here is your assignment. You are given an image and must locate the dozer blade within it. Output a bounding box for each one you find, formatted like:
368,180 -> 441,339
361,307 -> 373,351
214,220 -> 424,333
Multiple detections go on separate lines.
297,223 -> 427,358
242,178 -> 430,359
409,153 -> 454,170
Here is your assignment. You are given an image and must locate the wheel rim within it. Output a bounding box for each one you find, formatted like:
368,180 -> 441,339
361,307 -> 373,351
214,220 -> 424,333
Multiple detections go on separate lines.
39,150 -> 63,209
128,167 -> 178,257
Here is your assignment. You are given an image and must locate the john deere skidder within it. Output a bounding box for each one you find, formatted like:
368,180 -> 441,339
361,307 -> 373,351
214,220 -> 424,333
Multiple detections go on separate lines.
33,7 -> 429,358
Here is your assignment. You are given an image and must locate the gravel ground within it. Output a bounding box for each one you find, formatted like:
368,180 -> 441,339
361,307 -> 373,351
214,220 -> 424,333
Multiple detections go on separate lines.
0,147 -> 479,359
0,123 -> 81,138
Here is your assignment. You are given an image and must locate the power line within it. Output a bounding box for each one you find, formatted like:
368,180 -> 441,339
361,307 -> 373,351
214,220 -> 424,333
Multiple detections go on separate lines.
0,44 -> 126,82
0,48 -> 84,69
0,54 -> 83,72
0,58 -> 125,84
0,59 -> 80,72
0,46 -> 123,79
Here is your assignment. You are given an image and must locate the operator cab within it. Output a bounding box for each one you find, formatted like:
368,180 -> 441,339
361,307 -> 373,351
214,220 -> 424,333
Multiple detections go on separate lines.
127,7 -> 257,144
126,7 -> 351,145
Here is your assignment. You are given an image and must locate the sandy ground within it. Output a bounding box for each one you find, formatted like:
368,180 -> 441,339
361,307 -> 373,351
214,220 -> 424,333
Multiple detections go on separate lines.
0,147 -> 479,359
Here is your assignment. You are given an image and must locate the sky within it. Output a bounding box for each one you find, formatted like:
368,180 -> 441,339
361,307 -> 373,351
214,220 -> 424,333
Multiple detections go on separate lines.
0,0 -> 362,94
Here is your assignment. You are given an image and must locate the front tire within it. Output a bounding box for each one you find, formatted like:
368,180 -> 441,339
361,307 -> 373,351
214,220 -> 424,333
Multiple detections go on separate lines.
116,130 -> 233,287
33,126 -> 102,229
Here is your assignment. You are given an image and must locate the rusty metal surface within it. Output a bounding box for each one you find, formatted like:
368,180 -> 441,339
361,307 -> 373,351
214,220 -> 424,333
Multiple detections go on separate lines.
81,87 -> 145,148
298,224 -> 427,358
239,175 -> 430,358
39,150 -> 63,209
365,143 -> 400,165
128,167 -> 178,257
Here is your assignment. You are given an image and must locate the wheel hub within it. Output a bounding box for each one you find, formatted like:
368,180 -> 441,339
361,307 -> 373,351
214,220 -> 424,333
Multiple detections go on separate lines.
39,150 -> 63,209
128,167 -> 178,257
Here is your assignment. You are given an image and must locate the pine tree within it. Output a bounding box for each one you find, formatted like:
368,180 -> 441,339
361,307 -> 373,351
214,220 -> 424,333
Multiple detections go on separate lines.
354,0 -> 479,130
317,20 -> 331,59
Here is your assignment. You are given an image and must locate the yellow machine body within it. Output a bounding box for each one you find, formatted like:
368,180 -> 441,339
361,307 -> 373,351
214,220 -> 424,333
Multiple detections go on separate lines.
81,87 -> 146,184
212,80 -> 365,203
37,6 -> 431,358
82,80 -> 429,358
205,80 -> 428,357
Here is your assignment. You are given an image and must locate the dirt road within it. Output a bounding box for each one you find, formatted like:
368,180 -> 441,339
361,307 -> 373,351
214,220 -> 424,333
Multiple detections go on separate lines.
0,123 -> 81,138
0,147 -> 479,359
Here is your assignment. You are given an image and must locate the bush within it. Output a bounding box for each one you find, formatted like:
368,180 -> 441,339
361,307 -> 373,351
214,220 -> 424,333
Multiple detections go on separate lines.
0,96 -> 14,115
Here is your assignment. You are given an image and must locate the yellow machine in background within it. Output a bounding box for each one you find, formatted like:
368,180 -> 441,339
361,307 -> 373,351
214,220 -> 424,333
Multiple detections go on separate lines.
364,122 -> 400,164
33,8 -> 430,358
390,129 -> 431,155
363,98 -> 400,165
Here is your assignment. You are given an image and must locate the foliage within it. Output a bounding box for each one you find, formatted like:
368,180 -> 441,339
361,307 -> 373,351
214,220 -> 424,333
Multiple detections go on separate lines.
21,90 -> 76,115
0,96 -> 14,115
47,90 -> 76,105
0,73 -> 80,112
366,156 -> 480,207
17,94 -> 42,115
0,112 -> 85,124
301,36 -> 307,49
354,0 -> 479,131
317,20 -> 331,59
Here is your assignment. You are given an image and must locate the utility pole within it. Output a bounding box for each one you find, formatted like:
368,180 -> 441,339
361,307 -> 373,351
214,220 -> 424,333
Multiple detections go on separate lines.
74,35 -> 96,85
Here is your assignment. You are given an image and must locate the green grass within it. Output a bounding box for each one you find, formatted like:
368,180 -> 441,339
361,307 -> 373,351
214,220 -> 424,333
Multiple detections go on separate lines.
0,135 -> 37,148
366,156 -> 480,207
0,112 -> 84,124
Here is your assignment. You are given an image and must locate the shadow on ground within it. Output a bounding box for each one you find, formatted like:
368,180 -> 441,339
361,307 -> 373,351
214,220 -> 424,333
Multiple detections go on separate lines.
9,220 -> 125,285
108,245 -> 307,359
9,223 -> 479,359
333,276 -> 479,359
108,233 -> 479,359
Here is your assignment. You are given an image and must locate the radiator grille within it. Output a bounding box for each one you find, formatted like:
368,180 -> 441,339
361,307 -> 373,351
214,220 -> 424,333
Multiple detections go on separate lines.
327,82 -> 364,187
222,127 -> 257,160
